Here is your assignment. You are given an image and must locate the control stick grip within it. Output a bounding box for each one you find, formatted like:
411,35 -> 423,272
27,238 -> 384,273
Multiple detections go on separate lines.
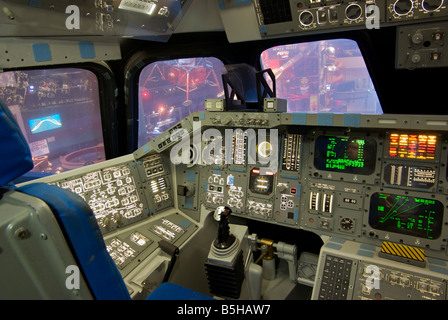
213,206 -> 236,250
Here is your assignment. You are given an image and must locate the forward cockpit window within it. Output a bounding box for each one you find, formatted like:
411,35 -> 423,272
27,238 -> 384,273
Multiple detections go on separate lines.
138,57 -> 225,148
260,39 -> 382,114
0,68 -> 105,176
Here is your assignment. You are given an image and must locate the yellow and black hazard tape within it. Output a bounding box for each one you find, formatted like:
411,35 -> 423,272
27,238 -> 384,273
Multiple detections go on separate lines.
379,241 -> 426,268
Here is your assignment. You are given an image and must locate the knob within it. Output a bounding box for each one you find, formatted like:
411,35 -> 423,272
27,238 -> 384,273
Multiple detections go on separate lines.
393,0 -> 414,15
340,218 -> 354,231
422,0 -> 444,11
103,217 -> 110,228
177,182 -> 195,197
329,7 -> 339,22
345,4 -> 362,20
299,11 -> 314,26
411,33 -> 424,44
223,116 -> 232,125
113,212 -> 121,222
177,185 -> 188,196
411,53 -> 421,63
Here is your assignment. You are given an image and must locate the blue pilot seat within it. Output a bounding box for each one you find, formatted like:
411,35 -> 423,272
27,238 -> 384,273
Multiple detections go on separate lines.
0,99 -> 209,300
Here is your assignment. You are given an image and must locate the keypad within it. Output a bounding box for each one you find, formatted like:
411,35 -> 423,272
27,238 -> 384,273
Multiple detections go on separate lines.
318,255 -> 353,300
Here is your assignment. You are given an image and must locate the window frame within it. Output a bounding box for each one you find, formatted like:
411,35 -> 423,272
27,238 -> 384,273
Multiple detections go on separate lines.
251,33 -> 384,114
124,51 -> 227,152
1,62 -> 119,180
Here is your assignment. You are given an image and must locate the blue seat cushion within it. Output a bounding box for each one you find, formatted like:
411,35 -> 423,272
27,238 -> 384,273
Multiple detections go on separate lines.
18,183 -> 130,300
147,282 -> 214,300
0,100 -> 33,187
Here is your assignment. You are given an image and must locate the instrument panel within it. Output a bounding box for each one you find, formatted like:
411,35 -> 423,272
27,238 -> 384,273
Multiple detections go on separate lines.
0,0 -> 192,38
50,153 -> 174,234
165,111 -> 448,260
217,0 -> 448,43
189,124 -> 447,255
253,0 -> 448,35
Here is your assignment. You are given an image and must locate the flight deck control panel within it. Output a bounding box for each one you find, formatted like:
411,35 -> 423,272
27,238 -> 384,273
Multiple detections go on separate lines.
46,153 -> 197,278
155,111 -> 448,262
27,111 -> 448,298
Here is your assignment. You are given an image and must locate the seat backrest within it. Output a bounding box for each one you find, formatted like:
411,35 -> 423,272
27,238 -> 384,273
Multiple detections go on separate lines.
0,187 -> 95,299
0,99 -> 130,300
0,100 -> 33,187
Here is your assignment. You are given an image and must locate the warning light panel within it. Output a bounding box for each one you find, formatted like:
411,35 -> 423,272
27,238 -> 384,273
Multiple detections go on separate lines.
249,168 -> 274,195
389,133 -> 437,160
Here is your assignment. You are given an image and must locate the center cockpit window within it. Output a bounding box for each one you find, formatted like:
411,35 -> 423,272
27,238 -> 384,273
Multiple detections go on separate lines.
260,39 -> 382,114
0,68 -> 105,176
138,57 -> 225,148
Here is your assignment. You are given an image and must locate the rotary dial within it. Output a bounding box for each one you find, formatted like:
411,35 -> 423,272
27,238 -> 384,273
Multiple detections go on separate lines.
340,218 -> 354,231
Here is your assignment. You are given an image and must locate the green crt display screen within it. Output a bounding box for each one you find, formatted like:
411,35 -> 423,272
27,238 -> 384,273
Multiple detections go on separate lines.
314,135 -> 376,175
369,192 -> 443,240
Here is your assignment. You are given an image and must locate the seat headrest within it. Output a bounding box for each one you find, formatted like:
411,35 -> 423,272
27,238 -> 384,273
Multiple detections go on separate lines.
0,99 -> 33,187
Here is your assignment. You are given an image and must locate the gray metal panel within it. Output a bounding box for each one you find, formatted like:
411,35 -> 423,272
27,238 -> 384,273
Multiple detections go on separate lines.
396,21 -> 448,69
217,2 -> 262,43
0,38 -> 121,69
153,111 -> 448,261
22,109 -> 448,290
217,0 -> 448,43
0,190 -> 93,299
0,0 -> 193,40
312,238 -> 448,300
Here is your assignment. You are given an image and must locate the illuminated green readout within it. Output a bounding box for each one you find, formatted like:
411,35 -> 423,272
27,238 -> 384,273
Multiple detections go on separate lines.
314,136 -> 376,175
325,137 -> 365,170
369,193 -> 443,239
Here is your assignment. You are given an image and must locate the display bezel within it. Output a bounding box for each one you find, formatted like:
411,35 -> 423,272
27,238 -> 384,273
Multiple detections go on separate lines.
368,192 -> 444,240
308,131 -> 382,185
248,167 -> 275,196
314,135 -> 377,175
384,132 -> 441,163
382,162 -> 438,191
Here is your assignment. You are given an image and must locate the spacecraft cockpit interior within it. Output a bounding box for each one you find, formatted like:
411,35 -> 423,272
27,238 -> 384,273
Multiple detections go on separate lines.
0,0 -> 447,303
